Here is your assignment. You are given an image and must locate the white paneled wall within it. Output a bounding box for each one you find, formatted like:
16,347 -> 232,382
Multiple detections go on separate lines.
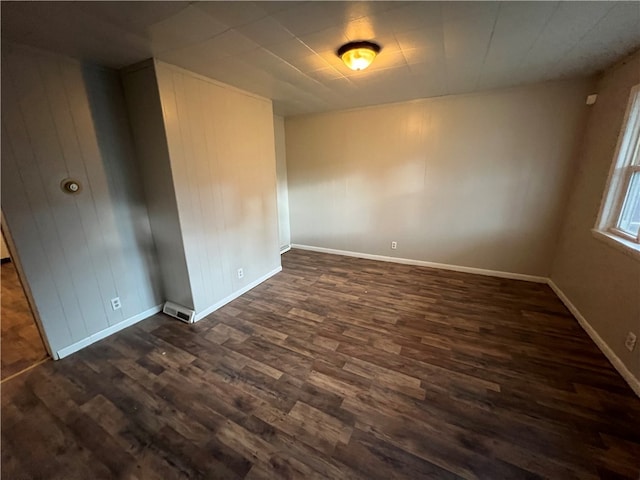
1,43 -> 163,357
122,61 -> 281,317
286,79 -> 593,277
121,62 -> 195,310
274,115 -> 291,250
155,62 -> 281,314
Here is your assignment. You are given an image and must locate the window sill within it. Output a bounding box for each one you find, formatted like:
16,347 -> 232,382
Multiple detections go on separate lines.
591,229 -> 640,260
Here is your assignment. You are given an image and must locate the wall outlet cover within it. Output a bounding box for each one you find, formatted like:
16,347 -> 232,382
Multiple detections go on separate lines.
110,297 -> 121,310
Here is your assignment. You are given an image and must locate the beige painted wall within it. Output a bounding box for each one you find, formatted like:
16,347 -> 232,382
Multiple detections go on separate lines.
155,61 -> 281,315
551,51 -> 640,381
274,115 -> 291,250
286,79 -> 592,276
1,43 -> 163,356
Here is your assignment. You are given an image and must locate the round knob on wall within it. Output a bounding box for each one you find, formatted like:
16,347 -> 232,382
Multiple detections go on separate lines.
61,179 -> 82,194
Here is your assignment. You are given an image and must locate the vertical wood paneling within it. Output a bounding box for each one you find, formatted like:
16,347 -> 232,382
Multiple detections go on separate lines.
1,122 -> 72,350
154,61 -> 280,315
1,43 -> 162,355
199,78 -> 233,301
121,63 -> 194,310
188,74 -> 224,304
68,64 -> 142,322
2,49 -> 92,343
21,50 -> 108,338
171,71 -> 211,310
151,66 -> 204,307
85,66 -> 163,313
38,55 -> 121,327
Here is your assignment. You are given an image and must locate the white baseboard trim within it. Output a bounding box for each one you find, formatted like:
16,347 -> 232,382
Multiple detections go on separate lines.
280,245 -> 292,254
194,266 -> 282,322
57,304 -> 163,359
547,279 -> 640,398
291,244 -> 548,283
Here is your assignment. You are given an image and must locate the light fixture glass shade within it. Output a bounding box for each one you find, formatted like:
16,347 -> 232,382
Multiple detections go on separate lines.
337,41 -> 381,71
341,47 -> 377,70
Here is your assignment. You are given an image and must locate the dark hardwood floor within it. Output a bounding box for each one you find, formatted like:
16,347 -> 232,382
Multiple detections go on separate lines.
1,260 -> 48,380
2,249 -> 639,479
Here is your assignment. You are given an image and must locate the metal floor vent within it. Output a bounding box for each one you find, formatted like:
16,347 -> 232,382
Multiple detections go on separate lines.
163,301 -> 195,324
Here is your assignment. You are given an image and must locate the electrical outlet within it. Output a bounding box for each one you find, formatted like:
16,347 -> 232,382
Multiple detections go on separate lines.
391,241 -> 397,250
624,332 -> 637,352
237,268 -> 244,279
110,297 -> 121,311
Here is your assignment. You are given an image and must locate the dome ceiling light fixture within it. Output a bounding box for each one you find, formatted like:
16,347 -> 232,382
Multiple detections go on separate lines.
337,41 -> 381,71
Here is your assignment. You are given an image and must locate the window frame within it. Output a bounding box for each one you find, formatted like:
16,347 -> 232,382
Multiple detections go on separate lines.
611,166 -> 640,241
594,84 -> 640,256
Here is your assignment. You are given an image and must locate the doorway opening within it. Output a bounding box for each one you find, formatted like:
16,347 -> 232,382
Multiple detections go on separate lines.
1,228 -> 49,381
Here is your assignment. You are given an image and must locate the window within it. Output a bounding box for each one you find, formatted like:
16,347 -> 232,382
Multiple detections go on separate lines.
595,84 -> 640,256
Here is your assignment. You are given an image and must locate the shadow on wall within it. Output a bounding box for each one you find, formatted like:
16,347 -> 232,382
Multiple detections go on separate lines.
81,64 -> 163,302
288,159 -> 558,273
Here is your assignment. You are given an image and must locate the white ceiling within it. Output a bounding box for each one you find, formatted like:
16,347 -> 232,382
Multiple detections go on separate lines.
2,1 -> 640,116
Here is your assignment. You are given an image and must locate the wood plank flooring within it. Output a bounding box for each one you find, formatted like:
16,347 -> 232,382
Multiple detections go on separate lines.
2,249 -> 640,479
1,261 -> 48,380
